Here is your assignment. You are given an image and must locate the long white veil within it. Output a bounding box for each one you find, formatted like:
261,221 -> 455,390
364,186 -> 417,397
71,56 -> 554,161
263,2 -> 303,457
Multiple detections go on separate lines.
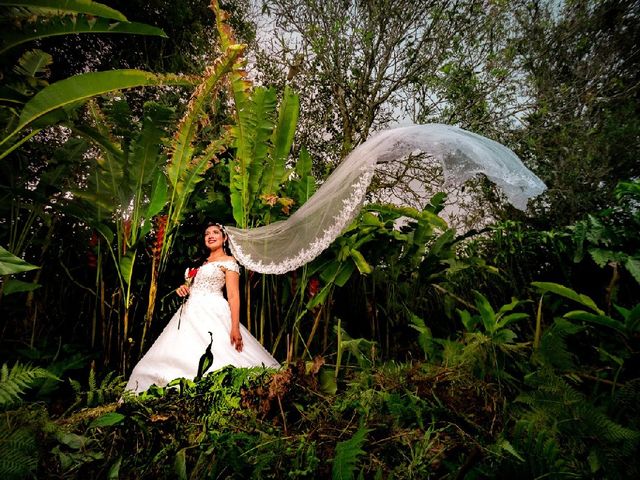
226,124 -> 546,274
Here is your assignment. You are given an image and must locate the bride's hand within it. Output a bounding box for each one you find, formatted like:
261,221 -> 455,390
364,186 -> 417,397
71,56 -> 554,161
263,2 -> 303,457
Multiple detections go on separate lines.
230,328 -> 243,352
176,284 -> 190,297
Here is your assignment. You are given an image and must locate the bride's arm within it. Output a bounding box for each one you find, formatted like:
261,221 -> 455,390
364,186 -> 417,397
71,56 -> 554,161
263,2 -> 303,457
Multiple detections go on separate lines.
225,269 -> 243,352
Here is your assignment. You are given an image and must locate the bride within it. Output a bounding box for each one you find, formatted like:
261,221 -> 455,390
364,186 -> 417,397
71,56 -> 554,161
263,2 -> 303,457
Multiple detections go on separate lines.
124,223 -> 280,394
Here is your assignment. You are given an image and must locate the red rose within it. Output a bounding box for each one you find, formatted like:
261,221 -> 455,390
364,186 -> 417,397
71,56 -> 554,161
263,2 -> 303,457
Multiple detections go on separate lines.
185,267 -> 199,287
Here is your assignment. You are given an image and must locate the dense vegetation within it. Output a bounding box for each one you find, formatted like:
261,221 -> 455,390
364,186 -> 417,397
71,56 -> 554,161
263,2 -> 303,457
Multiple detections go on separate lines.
1,0 -> 639,478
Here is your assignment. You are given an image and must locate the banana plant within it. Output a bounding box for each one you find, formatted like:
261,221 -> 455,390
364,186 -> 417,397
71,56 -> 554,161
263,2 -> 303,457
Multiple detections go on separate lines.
453,292 -> 529,382
67,99 -> 172,364
0,0 -> 171,159
213,0 -> 303,228
224,82 -> 303,337
458,292 -> 529,342
67,39 -> 246,368
0,1 -> 165,55
226,85 -> 301,227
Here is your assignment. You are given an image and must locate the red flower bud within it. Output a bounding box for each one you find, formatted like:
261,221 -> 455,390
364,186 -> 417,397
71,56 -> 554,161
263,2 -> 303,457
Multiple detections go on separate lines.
308,277 -> 320,297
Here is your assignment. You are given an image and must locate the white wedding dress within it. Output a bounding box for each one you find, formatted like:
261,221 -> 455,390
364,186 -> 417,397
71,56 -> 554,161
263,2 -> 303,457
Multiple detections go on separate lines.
124,259 -> 280,394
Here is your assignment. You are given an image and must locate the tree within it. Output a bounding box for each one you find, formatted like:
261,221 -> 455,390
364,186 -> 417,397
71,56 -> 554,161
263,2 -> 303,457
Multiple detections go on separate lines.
507,0 -> 640,225
258,0 -> 491,164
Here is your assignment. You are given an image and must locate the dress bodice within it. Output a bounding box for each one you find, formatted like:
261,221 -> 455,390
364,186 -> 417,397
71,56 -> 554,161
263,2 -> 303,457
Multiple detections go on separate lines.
188,260 -> 239,297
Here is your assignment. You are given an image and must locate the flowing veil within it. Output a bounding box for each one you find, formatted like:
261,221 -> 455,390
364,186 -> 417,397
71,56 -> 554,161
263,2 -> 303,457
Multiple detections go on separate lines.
226,124 -> 546,274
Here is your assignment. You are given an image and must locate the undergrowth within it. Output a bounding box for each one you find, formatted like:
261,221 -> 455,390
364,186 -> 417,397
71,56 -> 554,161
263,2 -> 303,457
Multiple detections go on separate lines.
2,285 -> 639,479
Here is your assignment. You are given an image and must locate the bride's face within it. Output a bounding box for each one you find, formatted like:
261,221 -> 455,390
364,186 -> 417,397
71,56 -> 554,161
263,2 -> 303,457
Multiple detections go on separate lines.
204,225 -> 226,251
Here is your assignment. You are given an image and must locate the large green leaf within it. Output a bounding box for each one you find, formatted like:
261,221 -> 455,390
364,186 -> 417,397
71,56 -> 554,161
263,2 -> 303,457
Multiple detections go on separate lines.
119,252 -> 135,286
261,86 -> 299,195
1,17 -> 166,54
350,248 -> 372,275
408,312 -> 434,359
473,291 -> 497,332
2,278 -> 41,295
166,44 -> 242,194
319,367 -> 337,395
3,70 -> 191,147
229,86 -> 277,223
293,147 -> 316,204
174,448 -> 188,480
564,311 -> 625,334
532,281 -> 604,314
428,228 -> 456,257
88,412 -> 125,428
130,103 -> 172,188
73,124 -> 124,161
230,191 -> 244,226
170,154 -> 214,226
146,171 -> 168,218
366,203 -> 447,230
498,312 -> 529,329
0,245 -> 39,275
0,0 -> 127,20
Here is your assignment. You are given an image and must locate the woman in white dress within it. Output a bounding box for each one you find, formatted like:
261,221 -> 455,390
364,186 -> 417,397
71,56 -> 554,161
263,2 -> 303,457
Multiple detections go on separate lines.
124,223 -> 280,394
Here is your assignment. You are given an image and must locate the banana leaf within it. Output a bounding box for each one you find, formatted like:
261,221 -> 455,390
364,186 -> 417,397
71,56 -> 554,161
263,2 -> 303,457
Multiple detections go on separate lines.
1,17 -> 166,54
0,0 -> 127,20
0,245 -> 39,275
2,70 -> 192,151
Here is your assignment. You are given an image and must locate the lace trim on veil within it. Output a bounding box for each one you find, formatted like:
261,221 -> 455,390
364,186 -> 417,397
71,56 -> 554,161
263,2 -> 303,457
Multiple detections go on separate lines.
227,166 -> 375,274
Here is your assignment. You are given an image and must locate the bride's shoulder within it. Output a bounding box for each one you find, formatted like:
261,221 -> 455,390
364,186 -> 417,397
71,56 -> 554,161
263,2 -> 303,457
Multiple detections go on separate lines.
219,256 -> 240,272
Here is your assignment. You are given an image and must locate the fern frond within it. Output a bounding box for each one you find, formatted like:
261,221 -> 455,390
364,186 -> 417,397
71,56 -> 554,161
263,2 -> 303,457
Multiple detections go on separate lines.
517,369 -> 640,478
69,378 -> 82,397
0,420 -> 38,480
612,378 -> 640,428
332,425 -> 370,480
67,369 -> 125,411
580,405 -> 640,443
495,421 -> 570,478
0,362 -> 54,408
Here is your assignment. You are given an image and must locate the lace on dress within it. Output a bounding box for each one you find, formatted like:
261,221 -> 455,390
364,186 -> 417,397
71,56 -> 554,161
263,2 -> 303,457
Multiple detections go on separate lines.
188,260 -> 240,297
